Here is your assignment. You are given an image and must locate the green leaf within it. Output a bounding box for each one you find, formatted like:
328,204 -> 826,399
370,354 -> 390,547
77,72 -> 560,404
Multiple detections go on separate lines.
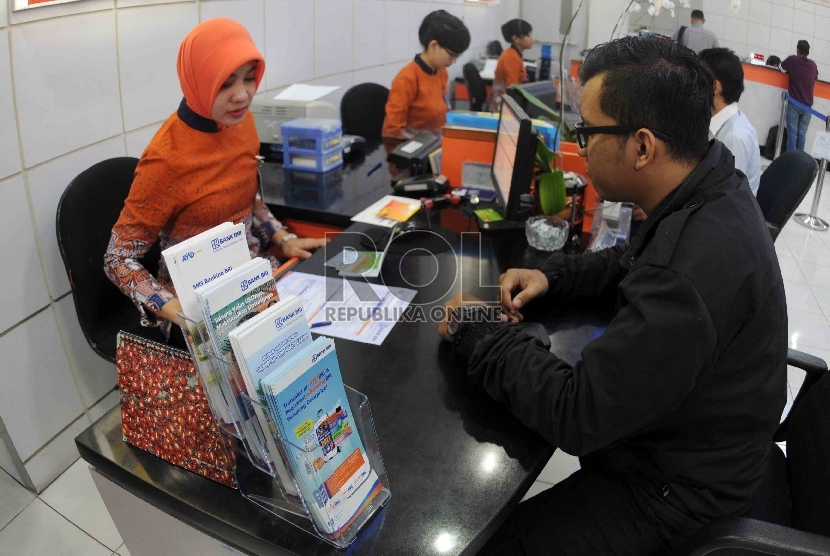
538,170 -> 567,216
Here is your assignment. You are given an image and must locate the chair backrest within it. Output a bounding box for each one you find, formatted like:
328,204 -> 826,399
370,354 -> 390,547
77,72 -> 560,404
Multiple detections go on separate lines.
787,371 -> 830,536
340,83 -> 389,141
756,150 -> 818,238
463,63 -> 487,112
487,40 -> 503,57
56,157 -> 159,361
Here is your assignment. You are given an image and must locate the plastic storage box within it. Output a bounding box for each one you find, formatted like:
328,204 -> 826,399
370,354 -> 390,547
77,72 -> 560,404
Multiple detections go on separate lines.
281,118 -> 344,172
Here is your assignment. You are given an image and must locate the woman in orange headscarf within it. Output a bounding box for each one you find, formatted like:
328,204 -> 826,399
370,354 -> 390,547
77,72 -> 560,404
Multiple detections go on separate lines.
104,19 -> 326,337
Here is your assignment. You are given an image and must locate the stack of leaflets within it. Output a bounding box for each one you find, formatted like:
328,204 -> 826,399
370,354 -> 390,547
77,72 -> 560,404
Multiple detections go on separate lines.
261,336 -> 382,540
350,195 -> 421,228
161,223 -> 252,423
227,294 -> 314,497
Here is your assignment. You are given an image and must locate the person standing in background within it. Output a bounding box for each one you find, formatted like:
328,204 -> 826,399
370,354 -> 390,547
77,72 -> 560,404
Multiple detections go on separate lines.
699,48 -> 761,195
488,19 -> 533,109
676,10 -> 718,54
781,40 -> 819,151
382,10 -> 470,139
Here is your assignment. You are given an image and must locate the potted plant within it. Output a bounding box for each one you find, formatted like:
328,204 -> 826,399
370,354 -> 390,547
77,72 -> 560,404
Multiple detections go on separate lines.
526,137 -> 570,251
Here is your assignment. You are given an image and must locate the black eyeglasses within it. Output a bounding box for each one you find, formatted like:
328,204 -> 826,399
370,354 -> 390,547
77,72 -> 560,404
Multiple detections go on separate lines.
574,122 -> 673,149
442,46 -> 460,60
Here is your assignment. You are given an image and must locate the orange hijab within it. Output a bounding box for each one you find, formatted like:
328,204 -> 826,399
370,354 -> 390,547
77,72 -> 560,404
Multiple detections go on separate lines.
176,18 -> 265,120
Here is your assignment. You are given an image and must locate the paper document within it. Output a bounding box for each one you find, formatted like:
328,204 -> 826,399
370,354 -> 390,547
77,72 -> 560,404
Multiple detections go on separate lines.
351,195 -> 422,228
480,58 -> 498,80
812,131 -> 830,160
275,83 -> 340,102
276,272 -> 416,346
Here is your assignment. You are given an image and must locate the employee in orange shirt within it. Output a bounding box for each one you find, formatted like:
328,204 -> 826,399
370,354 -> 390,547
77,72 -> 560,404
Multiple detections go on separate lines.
382,10 -> 470,139
489,19 -> 533,109
104,19 -> 326,340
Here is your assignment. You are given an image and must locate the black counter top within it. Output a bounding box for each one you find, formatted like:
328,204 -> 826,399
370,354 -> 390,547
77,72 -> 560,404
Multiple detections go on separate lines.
77,224 -> 609,555
261,142 -> 394,229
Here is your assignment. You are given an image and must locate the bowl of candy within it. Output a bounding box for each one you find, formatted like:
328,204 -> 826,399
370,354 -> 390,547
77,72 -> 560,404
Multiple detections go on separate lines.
525,215 -> 569,251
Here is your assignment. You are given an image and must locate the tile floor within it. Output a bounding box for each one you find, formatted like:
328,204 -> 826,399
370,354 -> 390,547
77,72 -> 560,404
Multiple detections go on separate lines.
1,172 -> 828,554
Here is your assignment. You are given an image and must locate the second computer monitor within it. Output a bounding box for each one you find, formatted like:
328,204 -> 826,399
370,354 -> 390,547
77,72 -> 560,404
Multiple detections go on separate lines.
492,95 -> 538,221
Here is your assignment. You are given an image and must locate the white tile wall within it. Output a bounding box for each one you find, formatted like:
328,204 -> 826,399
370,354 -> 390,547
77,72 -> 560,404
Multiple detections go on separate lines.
0,0 -> 519,493
771,3 -> 794,30
666,0 -> 830,61
385,1 -> 411,64
792,10 -> 814,38
747,22 -> 772,49
408,2 -> 433,59
0,308 -> 84,462
750,0 -> 773,24
315,0 -> 354,79
24,415 -> 89,492
724,16 -> 749,45
117,4 -> 198,132
704,0 -> 728,15
264,0 -> 315,90
0,31 -> 21,180
354,0 -> 385,70
117,0 -> 193,8
11,12 -> 122,168
768,29 -> 793,58
26,138 -> 126,300
0,175 -> 49,335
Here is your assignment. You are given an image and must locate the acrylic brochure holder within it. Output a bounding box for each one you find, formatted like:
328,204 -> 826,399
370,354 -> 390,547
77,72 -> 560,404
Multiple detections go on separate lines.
176,312 -> 391,548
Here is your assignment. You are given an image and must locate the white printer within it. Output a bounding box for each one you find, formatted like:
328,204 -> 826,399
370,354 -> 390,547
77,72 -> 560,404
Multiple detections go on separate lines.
250,97 -> 339,145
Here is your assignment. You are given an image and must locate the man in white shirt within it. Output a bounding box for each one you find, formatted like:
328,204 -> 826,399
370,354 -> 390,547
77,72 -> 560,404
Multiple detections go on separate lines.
700,48 -> 761,196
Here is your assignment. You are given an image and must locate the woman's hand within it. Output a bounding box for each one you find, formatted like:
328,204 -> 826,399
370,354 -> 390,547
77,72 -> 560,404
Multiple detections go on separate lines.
282,237 -> 329,259
154,297 -> 184,324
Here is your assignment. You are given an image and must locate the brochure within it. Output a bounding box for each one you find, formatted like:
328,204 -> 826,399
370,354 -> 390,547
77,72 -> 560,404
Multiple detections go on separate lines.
262,337 -> 382,539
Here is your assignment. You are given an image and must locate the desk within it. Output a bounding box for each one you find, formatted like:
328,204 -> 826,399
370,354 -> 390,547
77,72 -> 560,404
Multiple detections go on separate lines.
260,141 -> 394,230
76,221 -> 608,556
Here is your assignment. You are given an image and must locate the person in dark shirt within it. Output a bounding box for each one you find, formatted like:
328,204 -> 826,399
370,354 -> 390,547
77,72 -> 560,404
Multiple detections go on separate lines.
438,35 -> 787,555
781,40 -> 819,151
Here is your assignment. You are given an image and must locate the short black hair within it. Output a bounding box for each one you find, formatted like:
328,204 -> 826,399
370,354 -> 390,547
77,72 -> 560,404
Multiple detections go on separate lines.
579,35 -> 713,164
797,39 -> 810,55
501,19 -> 532,43
691,9 -> 705,19
766,55 -> 781,67
419,10 -> 471,55
699,48 -> 745,104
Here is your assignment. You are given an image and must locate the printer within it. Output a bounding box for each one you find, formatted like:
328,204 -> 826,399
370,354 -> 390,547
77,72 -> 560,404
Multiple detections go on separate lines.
250,97 -> 339,145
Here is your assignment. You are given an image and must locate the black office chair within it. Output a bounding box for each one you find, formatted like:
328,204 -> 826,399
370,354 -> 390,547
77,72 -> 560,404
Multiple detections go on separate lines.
487,40 -> 503,57
756,149 -> 818,241
676,349 -> 830,555
340,83 -> 389,141
56,157 -> 167,363
463,63 -> 487,112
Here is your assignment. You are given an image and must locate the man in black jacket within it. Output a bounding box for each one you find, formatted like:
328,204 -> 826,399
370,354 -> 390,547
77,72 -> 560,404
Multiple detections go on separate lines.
439,36 -> 787,555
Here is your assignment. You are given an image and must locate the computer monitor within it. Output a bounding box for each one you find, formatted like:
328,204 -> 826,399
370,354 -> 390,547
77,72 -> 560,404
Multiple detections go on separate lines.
492,95 -> 538,221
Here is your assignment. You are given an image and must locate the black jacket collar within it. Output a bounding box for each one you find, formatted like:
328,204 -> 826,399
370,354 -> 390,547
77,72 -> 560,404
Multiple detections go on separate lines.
414,54 -> 437,76
626,140 -> 738,260
177,99 -> 219,133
